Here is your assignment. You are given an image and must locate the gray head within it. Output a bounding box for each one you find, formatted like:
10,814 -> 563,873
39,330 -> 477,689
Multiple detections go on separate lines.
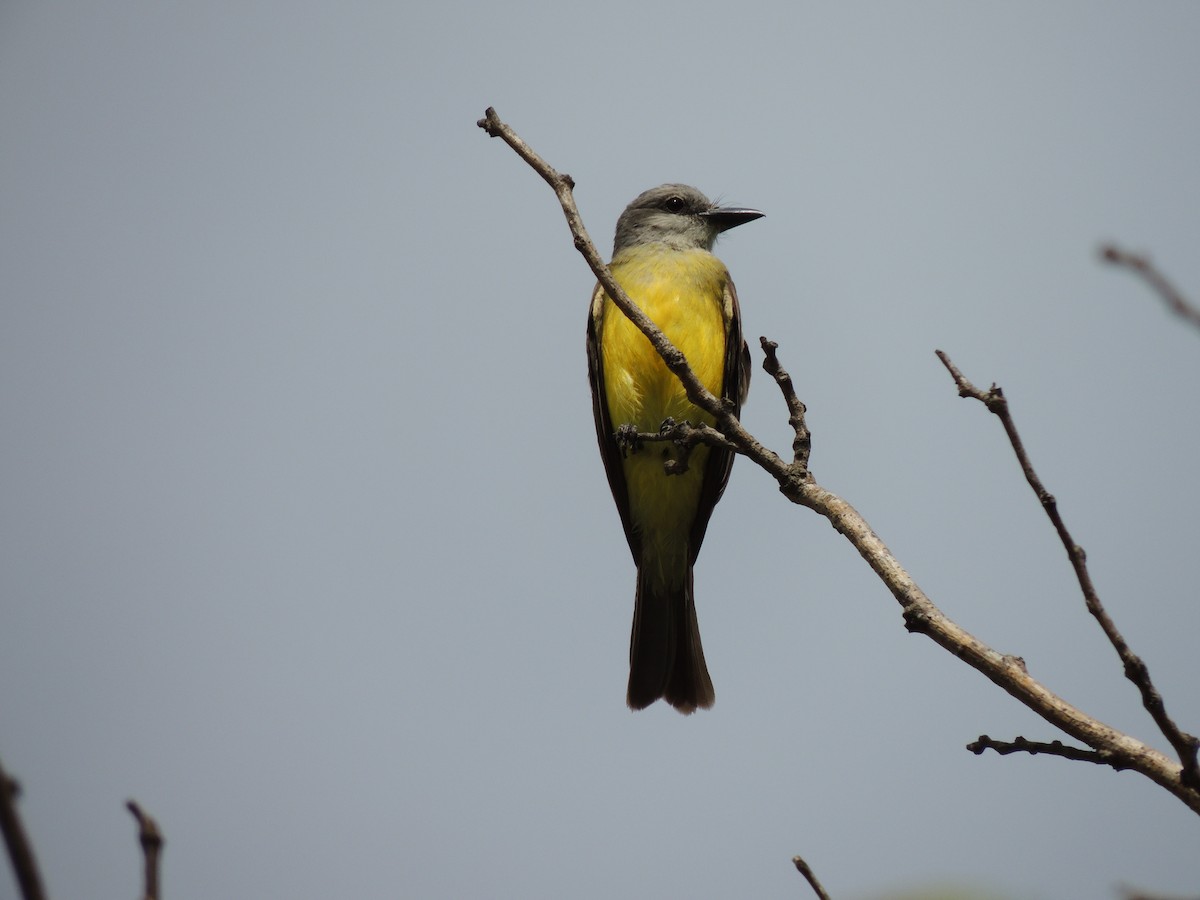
612,184 -> 763,255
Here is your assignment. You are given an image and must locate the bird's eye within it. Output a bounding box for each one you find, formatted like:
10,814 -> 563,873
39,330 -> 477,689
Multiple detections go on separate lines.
663,195 -> 686,213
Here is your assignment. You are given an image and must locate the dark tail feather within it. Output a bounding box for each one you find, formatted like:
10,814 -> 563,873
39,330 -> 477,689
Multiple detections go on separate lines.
627,565 -> 715,713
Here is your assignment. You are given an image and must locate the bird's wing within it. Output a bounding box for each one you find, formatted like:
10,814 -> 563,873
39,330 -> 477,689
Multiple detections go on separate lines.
586,284 -> 640,563
686,271 -> 750,564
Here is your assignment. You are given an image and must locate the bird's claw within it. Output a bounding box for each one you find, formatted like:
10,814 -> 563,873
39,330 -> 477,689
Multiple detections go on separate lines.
615,423 -> 642,456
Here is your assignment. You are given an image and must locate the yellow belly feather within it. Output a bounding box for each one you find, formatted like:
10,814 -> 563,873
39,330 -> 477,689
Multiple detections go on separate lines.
599,246 -> 728,586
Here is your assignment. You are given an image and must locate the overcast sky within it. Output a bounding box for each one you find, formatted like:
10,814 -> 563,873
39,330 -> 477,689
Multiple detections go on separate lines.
2,3 -> 1199,899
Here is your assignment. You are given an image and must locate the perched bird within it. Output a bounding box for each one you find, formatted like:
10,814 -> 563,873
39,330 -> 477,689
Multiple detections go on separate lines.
586,184 -> 762,713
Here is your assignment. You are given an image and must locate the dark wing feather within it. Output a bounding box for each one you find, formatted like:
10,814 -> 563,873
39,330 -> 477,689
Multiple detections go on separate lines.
686,271 -> 749,565
586,285 -> 640,563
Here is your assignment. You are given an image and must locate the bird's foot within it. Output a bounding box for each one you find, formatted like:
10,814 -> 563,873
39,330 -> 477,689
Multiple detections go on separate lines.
615,423 -> 642,456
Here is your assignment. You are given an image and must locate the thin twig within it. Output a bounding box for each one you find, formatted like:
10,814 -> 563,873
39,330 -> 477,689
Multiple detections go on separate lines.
760,338 -> 811,472
1101,244 -> 1200,330
614,420 -> 740,475
936,350 -> 1200,788
127,800 -> 164,900
968,735 -> 1120,767
792,855 -> 832,900
480,106 -> 1200,816
620,420 -> 740,454
0,755 -> 47,900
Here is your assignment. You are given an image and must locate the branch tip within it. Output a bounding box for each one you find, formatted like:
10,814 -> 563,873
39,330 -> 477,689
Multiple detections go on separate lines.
476,107 -> 502,136
1101,242 -> 1200,330
792,854 -> 832,900
127,800 -> 164,900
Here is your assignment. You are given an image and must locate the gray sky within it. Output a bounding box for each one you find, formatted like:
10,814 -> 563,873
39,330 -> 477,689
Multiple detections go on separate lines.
2,2 -> 1199,898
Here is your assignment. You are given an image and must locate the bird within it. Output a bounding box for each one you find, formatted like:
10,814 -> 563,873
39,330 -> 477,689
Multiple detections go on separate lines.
585,184 -> 762,713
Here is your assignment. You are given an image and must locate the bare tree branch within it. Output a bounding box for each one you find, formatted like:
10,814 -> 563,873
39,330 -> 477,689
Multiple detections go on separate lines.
936,350 -> 1200,788
968,735 -> 1120,767
792,854 -> 832,900
478,106 -> 1200,817
476,107 -> 794,491
1101,244 -> 1200,330
0,756 -> 46,900
761,338 -> 811,472
127,800 -> 164,900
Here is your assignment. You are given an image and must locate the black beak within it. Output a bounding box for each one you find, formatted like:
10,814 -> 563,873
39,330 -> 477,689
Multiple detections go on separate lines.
701,205 -> 764,233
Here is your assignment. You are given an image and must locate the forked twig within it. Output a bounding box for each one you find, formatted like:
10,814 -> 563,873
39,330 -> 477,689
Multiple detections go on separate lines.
936,350 -> 1199,788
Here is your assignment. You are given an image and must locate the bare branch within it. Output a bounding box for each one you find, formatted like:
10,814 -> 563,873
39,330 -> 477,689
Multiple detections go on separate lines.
0,756 -> 46,900
968,735 -> 1120,767
761,338 -> 811,472
480,107 -> 1200,816
127,800 -> 164,900
1101,244 -> 1200,330
792,855 -> 832,900
936,350 -> 1200,788
476,107 -> 790,487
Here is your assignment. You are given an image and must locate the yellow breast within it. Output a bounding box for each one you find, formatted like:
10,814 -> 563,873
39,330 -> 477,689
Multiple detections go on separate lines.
596,246 -> 730,562
599,245 -> 728,431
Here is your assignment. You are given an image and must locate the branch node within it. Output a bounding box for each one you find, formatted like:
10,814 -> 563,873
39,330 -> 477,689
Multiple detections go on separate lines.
902,606 -> 930,634
475,107 -> 502,136
1002,654 -> 1028,674
777,475 -> 806,503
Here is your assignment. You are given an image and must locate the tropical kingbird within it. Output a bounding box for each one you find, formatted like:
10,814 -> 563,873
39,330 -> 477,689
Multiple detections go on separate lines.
586,184 -> 762,713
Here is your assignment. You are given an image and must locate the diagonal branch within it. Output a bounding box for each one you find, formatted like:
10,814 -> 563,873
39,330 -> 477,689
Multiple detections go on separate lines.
1101,244 -> 1200,331
0,756 -> 46,900
479,106 -> 1200,817
476,107 -> 796,492
936,350 -> 1200,788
